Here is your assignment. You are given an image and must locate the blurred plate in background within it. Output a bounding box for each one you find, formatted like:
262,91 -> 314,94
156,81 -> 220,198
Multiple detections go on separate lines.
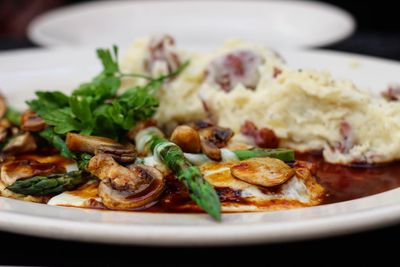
28,0 -> 355,50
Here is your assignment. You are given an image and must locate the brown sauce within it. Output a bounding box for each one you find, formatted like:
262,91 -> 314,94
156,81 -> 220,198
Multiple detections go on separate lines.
296,153 -> 400,204
7,152 -> 400,213
145,174 -> 194,212
68,182 -> 98,199
146,153 -> 400,212
13,153 -> 75,167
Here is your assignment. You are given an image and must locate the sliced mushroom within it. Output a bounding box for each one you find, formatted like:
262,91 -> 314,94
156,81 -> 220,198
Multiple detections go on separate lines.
170,125 -> 201,153
95,144 -> 137,163
230,157 -> 294,187
200,138 -> 221,161
2,132 -> 37,155
196,126 -> 234,161
0,118 -> 11,143
187,120 -> 214,130
20,110 -> 46,132
66,133 -> 136,163
205,49 -> 263,92
87,154 -> 165,209
0,95 -> 6,119
198,126 -> 234,148
87,154 -> 146,192
1,160 -> 63,187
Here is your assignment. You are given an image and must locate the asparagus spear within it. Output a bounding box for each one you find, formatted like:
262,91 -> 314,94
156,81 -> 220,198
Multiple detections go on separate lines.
7,171 -> 87,196
39,127 -> 74,159
135,127 -> 221,221
183,148 -> 294,166
233,148 -> 294,161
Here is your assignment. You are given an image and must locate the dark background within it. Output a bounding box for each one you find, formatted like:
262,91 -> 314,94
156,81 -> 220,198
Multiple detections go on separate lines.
1,0 -> 400,266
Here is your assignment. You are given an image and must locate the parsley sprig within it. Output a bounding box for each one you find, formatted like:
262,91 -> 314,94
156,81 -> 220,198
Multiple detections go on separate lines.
27,46 -> 188,146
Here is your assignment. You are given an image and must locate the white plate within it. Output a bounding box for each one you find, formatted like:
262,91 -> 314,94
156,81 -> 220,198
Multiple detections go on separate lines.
28,0 -> 355,49
1,47 -> 400,246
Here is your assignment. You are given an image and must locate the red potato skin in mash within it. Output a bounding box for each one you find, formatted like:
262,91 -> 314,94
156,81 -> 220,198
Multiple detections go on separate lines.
337,121 -> 353,153
205,50 -> 263,92
146,35 -> 181,75
240,120 -> 279,148
382,85 -> 400,101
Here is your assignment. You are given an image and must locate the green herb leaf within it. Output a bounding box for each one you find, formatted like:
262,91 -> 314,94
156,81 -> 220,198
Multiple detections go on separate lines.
39,128 -> 74,159
5,107 -> 21,126
69,95 -> 95,134
27,91 -> 69,112
96,45 -> 119,75
76,153 -> 93,170
108,87 -> 159,130
72,76 -> 120,103
27,46 -> 189,141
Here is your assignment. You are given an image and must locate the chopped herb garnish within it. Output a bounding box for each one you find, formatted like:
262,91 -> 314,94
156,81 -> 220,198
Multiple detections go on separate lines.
27,46 -> 189,141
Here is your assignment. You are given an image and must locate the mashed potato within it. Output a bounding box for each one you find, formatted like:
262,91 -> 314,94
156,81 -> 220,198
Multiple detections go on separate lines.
121,36 -> 400,164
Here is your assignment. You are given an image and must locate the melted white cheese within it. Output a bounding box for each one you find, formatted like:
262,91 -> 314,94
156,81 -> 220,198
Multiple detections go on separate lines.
65,163 -> 79,172
184,153 -> 212,165
47,192 -> 94,207
47,181 -> 100,207
221,148 -> 239,161
143,155 -> 162,167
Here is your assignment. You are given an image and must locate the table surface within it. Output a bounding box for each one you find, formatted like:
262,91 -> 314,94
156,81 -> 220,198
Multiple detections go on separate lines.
1,31 -> 400,266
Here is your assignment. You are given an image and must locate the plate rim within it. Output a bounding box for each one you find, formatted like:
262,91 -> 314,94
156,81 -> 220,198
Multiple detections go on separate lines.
1,191 -> 400,246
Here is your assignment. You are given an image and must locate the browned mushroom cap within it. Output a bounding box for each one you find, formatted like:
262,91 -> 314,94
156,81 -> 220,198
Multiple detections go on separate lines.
87,154 -> 146,192
88,154 -> 164,209
196,126 -> 234,161
0,119 -> 11,143
0,118 -> 21,144
187,120 -> 214,130
200,138 -> 221,161
0,160 -> 63,186
3,132 -> 37,155
231,157 -> 294,187
98,176 -> 164,210
20,110 -> 46,132
198,126 -> 234,148
170,125 -> 201,153
95,144 -> 136,163
0,95 -> 6,119
66,133 -> 136,163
